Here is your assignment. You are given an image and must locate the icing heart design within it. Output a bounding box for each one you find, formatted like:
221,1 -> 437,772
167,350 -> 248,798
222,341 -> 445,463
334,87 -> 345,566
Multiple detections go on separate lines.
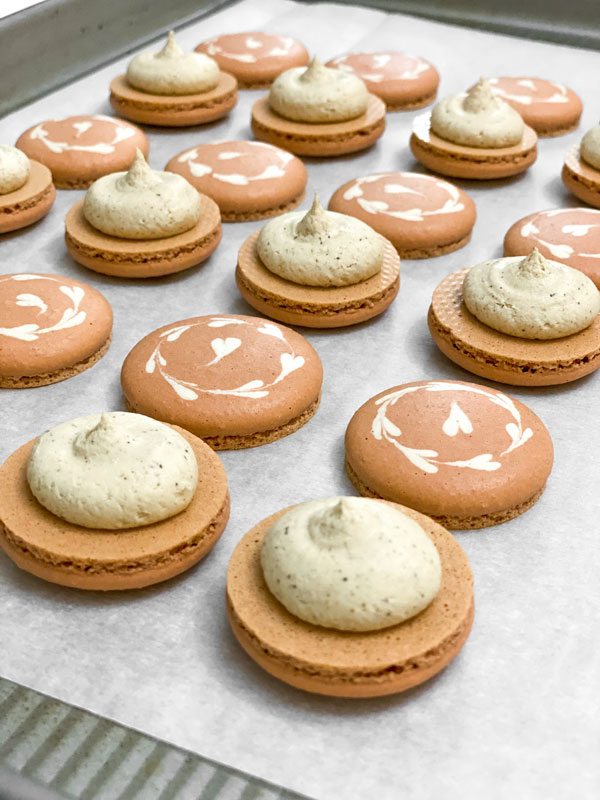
208,337 -> 241,364
442,402 -> 473,437
279,352 -> 305,377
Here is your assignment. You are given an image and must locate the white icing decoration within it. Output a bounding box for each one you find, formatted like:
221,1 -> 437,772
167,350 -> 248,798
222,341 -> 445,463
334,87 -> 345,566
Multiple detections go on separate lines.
519,211 -> 600,260
344,173 -> 464,222
333,52 -> 430,81
29,116 -> 135,155
144,317 -> 305,400
0,275 -> 86,342
178,143 -> 291,185
489,78 -> 568,106
371,381 -> 533,474
204,34 -> 296,64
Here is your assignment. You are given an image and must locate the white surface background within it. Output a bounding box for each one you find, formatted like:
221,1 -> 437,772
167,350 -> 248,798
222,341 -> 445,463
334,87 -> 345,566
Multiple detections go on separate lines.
1,2 -> 599,798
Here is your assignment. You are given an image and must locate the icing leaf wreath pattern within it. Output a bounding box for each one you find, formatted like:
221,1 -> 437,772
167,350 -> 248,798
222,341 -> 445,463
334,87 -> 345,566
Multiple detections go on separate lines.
0,275 -> 87,341
371,381 -> 533,474
145,317 -> 305,401
520,212 -> 600,260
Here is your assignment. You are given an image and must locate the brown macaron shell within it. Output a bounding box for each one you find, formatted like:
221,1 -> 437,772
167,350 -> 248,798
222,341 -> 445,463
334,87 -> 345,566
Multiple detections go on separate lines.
109,72 -> 238,127
16,116 -> 149,189
0,426 -> 229,590
429,268 -> 600,386
410,112 -> 537,180
488,77 -> 582,137
251,94 -> 386,158
195,33 -> 309,88
504,208 -> 600,288
165,141 -> 307,221
345,380 -> 553,529
236,230 -> 400,328
64,197 -> 222,279
121,314 -> 323,449
0,273 -> 112,388
326,52 -> 439,110
227,502 -> 474,697
328,172 -> 476,258
0,161 -> 55,234
562,146 -> 600,209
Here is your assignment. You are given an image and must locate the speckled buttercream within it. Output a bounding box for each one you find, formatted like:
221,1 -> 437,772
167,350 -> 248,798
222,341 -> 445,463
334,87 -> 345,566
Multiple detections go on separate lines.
0,145 -> 30,194
27,412 -> 198,529
260,496 -> 442,631
580,126 -> 600,171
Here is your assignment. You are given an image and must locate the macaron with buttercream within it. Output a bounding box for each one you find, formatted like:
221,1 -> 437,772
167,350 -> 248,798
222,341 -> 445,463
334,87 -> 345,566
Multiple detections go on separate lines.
0,145 -> 55,233
428,249 -> 600,385
65,149 -> 221,278
562,124 -> 600,209
110,31 -> 238,127
227,496 -> 474,696
251,57 -> 386,157
0,412 -> 230,590
411,78 -> 538,179
236,194 -> 400,327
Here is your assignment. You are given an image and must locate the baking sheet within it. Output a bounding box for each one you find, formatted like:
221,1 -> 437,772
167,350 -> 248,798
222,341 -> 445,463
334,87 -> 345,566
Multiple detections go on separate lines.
1,2 -> 599,798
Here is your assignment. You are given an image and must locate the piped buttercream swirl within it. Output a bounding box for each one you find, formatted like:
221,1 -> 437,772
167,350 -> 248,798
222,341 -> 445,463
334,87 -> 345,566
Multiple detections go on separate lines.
261,497 -> 442,632
463,248 -> 600,339
257,195 -> 383,286
83,149 -> 202,239
0,145 -> 30,194
126,30 -> 220,95
580,125 -> 600,170
269,57 -> 368,122
431,78 -> 524,148
27,412 -> 198,529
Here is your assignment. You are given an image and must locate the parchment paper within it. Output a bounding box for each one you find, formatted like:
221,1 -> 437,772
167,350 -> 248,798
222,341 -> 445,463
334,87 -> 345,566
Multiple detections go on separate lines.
1,2 -> 599,798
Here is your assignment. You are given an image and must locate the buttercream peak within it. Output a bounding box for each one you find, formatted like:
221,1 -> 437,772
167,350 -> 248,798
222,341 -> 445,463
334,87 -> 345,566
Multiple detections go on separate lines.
296,194 -> 331,236
518,248 -> 548,277
464,77 -> 495,112
158,30 -> 184,59
122,149 -> 159,189
300,56 -> 328,83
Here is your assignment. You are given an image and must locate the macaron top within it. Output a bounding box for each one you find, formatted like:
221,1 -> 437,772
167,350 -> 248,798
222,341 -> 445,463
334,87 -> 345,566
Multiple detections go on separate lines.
0,273 -> 112,378
346,380 -> 553,519
327,51 -> 437,87
83,149 -> 202,239
27,412 -> 198,529
487,77 -> 582,132
121,314 -> 323,438
0,145 -> 30,194
269,57 -> 368,123
126,30 -> 220,95
431,78 -> 524,147
256,195 -> 384,286
580,126 -> 600,170
260,496 -> 442,631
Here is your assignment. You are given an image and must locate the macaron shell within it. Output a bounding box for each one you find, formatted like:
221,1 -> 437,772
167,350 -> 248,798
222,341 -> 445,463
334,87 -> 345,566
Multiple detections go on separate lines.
226,502 -> 474,697
16,115 -> 149,189
429,268 -> 600,386
64,197 -> 222,278
0,160 -> 55,234
504,208 -> 600,287
121,314 -> 323,445
165,141 -> 307,220
326,52 -> 439,110
488,77 -> 582,136
236,230 -> 400,327
0,273 -> 112,382
251,95 -> 386,157
328,172 -> 475,257
345,380 -> 553,528
109,73 -> 238,127
0,426 -> 230,590
562,146 -> 600,209
410,112 -> 537,179
195,33 -> 309,87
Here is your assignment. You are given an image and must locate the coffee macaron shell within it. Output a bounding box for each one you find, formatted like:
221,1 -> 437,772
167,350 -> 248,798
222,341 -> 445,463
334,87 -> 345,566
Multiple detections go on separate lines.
326,52 -> 439,110
195,32 -> 309,88
236,230 -> 400,327
165,141 -> 307,221
487,77 -> 582,137
121,314 -> 323,449
562,145 -> 600,209
0,425 -> 230,591
0,273 -> 112,388
227,502 -> 474,697
329,172 -> 476,258
16,115 -> 149,189
0,161 -> 55,234
504,208 -> 600,288
428,267 -> 600,385
410,112 -> 537,180
345,380 -> 554,529
251,94 -> 386,158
